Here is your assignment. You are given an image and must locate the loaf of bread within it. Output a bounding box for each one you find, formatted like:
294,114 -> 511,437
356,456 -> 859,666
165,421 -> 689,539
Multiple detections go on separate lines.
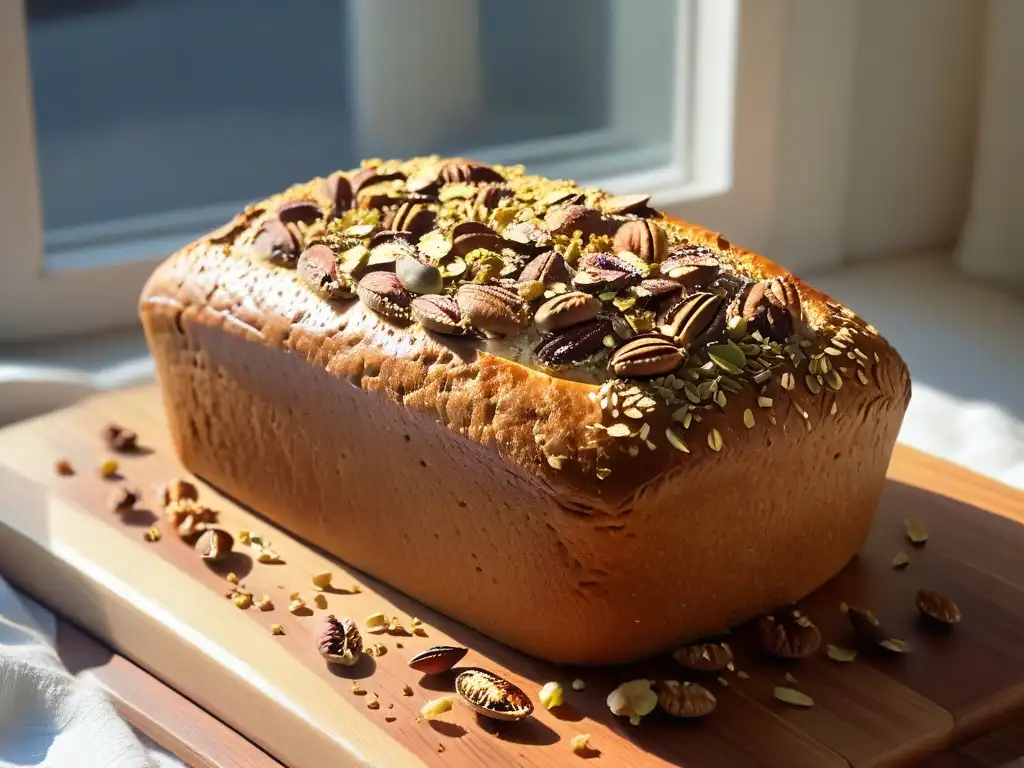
140,156 -> 910,664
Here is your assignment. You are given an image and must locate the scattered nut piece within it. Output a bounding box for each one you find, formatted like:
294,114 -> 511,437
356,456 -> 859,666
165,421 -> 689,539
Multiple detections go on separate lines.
905,518 -> 928,545
841,603 -> 887,645
54,458 -> 74,476
349,584 -> 362,594
572,678 -> 586,692
757,610 -> 821,658
916,588 -> 961,625
386,616 -> 408,635
289,591 -> 301,601
270,624 -> 284,636
736,670 -> 751,679
313,593 -> 328,610
420,696 -> 454,720
257,550 -> 284,564
318,615 -> 362,666
717,676 -> 729,688
402,685 -> 414,697
436,744 -> 445,754
143,527 -> 161,542
350,682 -> 365,695
101,424 -> 138,452
571,734 -> 592,754
232,593 -> 253,610
195,529 -> 233,562
656,680 -> 717,718
99,458 -> 119,479
774,686 -> 814,708
408,645 -> 468,675
288,598 -> 309,615
826,644 -> 858,663
385,716 -> 396,723
672,641 -> 733,672
238,530 -> 251,545
166,499 -> 217,539
365,612 -> 387,629
539,682 -> 564,710
880,638 -> 912,653
892,551 -> 910,569
365,643 -> 387,657
255,596 -> 273,612
108,487 -> 139,515
227,572 -> 238,584
784,672 -> 799,685
367,699 -> 380,710
160,479 -> 198,507
312,571 -> 333,590
606,679 -> 657,726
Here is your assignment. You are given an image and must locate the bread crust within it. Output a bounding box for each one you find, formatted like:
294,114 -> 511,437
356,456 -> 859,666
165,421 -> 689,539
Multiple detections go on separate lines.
141,191 -> 909,664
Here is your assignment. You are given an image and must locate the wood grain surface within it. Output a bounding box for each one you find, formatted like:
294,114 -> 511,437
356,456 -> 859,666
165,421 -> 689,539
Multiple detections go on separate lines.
0,384 -> 1023,767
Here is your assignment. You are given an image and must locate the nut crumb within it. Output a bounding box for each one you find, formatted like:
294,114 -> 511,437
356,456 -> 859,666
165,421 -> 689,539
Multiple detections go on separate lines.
402,685 -> 414,697
233,593 -> 253,610
350,682 -> 366,695
365,643 -> 387,657
257,550 -> 284,564
143,527 -> 161,542
313,593 -> 328,610
436,744 -> 445,753
736,670 -> 751,679
288,598 -> 309,615
571,678 -> 586,692
312,571 -> 333,589
270,624 -> 284,635
160,479 -> 198,507
717,676 -> 729,688
784,672 -> 799,685
892,551 -> 910,569
349,584 -> 361,594
367,699 -> 380,710
571,733 -> 592,754
238,530 -> 251,545
99,458 -> 119,479
420,696 -> 454,720
365,612 -> 387,629
385,716 -> 396,723
255,596 -> 273,612
101,424 -> 138,452
54,459 -> 74,476
227,572 -> 238,584
905,518 -> 928,546
539,681 -> 564,710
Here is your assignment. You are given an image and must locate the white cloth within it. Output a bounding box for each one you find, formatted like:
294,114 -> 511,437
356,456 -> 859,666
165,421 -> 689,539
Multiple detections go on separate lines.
0,577 -> 181,768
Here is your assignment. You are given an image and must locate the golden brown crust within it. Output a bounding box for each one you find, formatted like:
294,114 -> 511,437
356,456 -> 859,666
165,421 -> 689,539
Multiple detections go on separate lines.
140,163 -> 910,663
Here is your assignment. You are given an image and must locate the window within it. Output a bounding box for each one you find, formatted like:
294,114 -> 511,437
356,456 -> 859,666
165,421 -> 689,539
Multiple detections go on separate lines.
0,0 -> 738,340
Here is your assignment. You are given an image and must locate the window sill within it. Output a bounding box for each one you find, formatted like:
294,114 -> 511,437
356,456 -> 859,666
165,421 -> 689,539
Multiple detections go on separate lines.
3,251 -> 1022,489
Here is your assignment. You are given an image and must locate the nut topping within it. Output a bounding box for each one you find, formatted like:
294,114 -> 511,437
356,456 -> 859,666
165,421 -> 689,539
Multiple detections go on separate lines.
672,641 -> 733,672
536,318 -> 612,367
519,250 -> 571,287
534,292 -> 602,334
195,528 -> 233,563
108,487 -> 139,515
101,424 -> 138,453
276,199 -> 323,226
395,257 -> 443,295
166,499 -> 217,540
538,682 -> 565,710
614,219 -> 668,263
757,610 -> 822,658
655,680 -> 717,718
408,645 -> 468,675
740,281 -> 793,342
319,172 -> 353,215
456,669 -> 534,721
356,271 -> 411,322
389,201 -> 436,239
252,217 -> 301,265
297,245 -> 353,300
767,277 -> 804,325
774,686 -> 814,708
411,294 -> 464,335
456,284 -> 529,335
606,679 -> 658,726
437,159 -> 504,185
318,615 -> 363,666
905,518 -> 929,546
916,589 -> 961,625
350,167 -> 406,195
610,335 -> 685,378
659,292 -> 722,347
601,193 -> 654,216
544,204 -> 613,239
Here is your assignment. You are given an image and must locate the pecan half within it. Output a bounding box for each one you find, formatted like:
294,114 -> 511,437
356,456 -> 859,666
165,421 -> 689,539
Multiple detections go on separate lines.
660,246 -> 721,290
411,294 -> 465,335
474,184 -> 514,210
351,167 -> 406,195
276,199 -> 323,226
519,250 -> 571,286
534,292 -> 601,333
356,271 -> 411,322
609,335 -> 685,378
438,159 -> 504,185
252,217 -> 302,265
740,281 -> 793,341
672,641 -> 733,672
656,681 -> 717,718
767,277 -> 804,325
757,610 -> 822,658
659,292 -> 723,346
451,227 -> 506,259
614,220 -> 668,263
601,193 -> 655,217
298,245 -> 353,300
456,284 -> 529,335
536,317 -> 612,366
544,204 -> 614,239
319,172 -> 354,216
319,615 -> 363,666
916,589 -> 961,625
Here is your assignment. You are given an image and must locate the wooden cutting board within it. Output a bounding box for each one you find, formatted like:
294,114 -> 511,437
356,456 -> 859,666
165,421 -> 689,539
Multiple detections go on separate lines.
1,384 -> 1023,768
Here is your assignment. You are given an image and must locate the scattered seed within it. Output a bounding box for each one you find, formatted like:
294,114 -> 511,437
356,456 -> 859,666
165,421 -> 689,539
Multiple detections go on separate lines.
312,571 -> 333,589
774,686 -> 814,708
365,612 -> 387,629
736,670 -> 751,679
313,593 -> 328,610
271,624 -> 284,635
905,518 -> 928,545
539,682 -> 564,710
143,527 -> 161,542
408,645 -> 468,675
367,699 -> 380,710
226,572 -> 238,584
880,638 -> 912,653
288,598 -> 308,614
108,486 -> 139,515
892,551 -> 910,569
717,676 -> 729,688
571,734 -> 592,754
784,672 -> 799,685
99,458 -> 119,478
256,596 -> 273,612
385,716 -> 396,723
402,685 -> 414,697
572,678 -> 586,692
420,696 -> 454,720
54,458 -> 74,476
916,589 -> 961,625
351,682 -> 366,695
826,644 -> 857,663
233,593 -> 253,610
238,530 -> 251,545
708,429 -> 724,452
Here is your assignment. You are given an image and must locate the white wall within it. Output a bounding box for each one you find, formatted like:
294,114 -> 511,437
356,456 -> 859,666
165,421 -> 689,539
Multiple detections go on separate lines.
843,0 -> 985,260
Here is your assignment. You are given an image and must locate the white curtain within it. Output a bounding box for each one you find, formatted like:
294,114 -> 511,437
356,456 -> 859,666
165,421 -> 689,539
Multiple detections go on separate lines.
956,0 -> 1024,296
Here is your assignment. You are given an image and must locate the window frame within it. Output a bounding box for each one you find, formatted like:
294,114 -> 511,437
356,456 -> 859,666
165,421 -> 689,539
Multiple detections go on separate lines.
0,0 -> 747,341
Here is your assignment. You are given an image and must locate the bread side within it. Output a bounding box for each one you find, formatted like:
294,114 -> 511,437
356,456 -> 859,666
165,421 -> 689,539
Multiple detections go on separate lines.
140,157 -> 910,662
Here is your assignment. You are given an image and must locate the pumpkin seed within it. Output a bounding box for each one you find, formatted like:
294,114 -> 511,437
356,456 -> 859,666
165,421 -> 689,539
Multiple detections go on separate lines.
826,644 -> 857,663
743,409 -> 755,428
892,551 -> 910,569
666,428 -> 689,453
773,686 -> 814,708
708,429 -> 724,452
905,518 -> 928,545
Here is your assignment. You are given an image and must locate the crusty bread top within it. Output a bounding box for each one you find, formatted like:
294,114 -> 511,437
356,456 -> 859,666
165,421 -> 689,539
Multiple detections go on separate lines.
142,156 -> 910,510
